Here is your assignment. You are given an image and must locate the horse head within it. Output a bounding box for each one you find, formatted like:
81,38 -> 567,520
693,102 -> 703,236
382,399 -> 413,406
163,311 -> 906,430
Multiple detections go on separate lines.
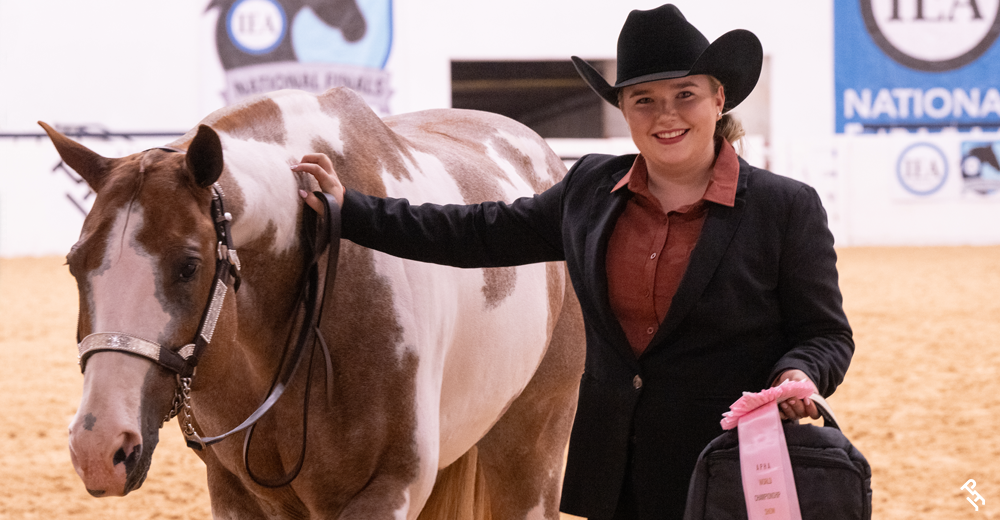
41,122 -> 230,497
301,0 -> 367,42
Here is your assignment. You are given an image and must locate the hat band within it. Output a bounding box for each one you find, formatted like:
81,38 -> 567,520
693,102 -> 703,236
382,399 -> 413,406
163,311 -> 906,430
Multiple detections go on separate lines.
615,69 -> 693,89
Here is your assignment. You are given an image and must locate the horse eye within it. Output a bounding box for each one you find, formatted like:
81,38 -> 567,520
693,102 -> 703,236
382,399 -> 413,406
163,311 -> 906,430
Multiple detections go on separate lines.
179,261 -> 199,281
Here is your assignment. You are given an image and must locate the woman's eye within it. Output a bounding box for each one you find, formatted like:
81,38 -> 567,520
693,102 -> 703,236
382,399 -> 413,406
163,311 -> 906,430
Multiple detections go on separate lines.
677,91 -> 693,99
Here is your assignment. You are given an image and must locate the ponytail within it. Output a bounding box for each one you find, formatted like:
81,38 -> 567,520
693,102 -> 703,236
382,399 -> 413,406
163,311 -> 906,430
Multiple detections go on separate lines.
715,113 -> 745,155
708,76 -> 747,155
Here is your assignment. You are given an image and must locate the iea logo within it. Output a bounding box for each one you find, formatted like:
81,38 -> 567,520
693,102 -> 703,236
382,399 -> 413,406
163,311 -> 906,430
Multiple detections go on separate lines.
227,0 -> 288,56
897,142 -> 949,195
861,0 -> 1000,71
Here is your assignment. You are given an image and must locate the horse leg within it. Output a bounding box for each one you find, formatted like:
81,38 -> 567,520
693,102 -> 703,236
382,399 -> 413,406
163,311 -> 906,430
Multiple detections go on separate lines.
202,462 -> 272,519
473,276 -> 586,520
417,445 -> 490,520
333,468 -> 439,520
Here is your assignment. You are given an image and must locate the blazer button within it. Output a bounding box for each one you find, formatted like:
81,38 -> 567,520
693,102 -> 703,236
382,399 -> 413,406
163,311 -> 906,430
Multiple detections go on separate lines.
633,375 -> 643,390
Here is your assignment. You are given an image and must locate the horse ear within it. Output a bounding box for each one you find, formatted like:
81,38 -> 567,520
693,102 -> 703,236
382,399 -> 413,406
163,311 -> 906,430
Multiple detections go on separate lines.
186,125 -> 224,188
38,121 -> 112,192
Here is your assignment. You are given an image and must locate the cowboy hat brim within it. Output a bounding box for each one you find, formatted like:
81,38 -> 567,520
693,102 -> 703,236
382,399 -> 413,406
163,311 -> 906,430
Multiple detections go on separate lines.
572,29 -> 763,110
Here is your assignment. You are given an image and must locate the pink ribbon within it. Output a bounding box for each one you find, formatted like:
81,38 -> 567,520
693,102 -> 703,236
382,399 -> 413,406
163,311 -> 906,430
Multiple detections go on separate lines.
720,380 -> 815,520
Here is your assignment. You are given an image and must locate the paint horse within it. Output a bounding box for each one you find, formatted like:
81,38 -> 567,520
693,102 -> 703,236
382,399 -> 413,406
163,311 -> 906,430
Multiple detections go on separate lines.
42,86 -> 585,519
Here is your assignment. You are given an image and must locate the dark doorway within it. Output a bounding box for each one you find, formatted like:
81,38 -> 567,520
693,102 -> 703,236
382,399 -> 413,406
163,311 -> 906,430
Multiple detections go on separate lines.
451,60 -> 612,138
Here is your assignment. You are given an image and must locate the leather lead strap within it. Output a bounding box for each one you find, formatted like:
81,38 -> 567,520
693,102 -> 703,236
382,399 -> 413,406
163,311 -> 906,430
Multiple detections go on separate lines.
185,192 -> 340,490
240,191 -> 341,487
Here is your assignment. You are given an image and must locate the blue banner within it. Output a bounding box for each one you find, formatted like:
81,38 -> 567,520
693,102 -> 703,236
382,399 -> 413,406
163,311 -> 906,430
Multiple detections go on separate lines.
835,0 -> 1000,133
209,0 -> 393,109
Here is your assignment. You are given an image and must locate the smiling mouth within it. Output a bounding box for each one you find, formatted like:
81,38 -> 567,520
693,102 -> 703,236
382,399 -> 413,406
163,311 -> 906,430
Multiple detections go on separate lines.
655,129 -> 687,139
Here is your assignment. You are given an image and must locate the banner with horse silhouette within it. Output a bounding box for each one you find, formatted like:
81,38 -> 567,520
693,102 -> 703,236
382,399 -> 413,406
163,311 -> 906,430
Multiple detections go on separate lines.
209,0 -> 393,110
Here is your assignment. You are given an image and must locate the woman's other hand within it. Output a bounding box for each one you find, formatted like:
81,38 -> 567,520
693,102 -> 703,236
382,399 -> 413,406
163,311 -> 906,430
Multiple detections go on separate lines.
772,369 -> 821,421
292,153 -> 345,211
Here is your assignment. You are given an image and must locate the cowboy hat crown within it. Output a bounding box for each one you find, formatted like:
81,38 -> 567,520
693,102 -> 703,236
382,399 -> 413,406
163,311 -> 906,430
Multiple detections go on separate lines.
572,4 -> 763,110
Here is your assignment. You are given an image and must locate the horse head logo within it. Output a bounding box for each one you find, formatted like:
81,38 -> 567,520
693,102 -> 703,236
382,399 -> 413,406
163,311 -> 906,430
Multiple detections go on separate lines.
208,0 -> 369,70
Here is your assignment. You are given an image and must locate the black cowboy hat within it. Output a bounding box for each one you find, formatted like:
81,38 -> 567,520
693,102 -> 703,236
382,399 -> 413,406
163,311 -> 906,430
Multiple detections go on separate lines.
572,4 -> 763,111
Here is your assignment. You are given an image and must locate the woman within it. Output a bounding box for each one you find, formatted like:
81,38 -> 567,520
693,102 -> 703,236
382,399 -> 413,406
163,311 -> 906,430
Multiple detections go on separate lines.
293,4 -> 853,519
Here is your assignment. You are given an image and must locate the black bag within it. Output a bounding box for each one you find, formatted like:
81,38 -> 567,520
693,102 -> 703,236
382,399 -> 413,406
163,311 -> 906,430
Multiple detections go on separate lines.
683,396 -> 872,520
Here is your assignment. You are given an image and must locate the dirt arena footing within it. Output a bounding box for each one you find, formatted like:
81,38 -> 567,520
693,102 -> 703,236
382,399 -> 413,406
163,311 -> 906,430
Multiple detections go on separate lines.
1,247 -> 998,519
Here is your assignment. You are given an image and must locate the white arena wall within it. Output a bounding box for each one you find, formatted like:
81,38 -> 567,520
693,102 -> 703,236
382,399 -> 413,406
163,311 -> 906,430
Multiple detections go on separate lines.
1,0 -> 998,257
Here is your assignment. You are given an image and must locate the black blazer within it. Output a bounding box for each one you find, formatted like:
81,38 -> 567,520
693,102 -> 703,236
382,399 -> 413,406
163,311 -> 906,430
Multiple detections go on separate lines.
341,153 -> 854,520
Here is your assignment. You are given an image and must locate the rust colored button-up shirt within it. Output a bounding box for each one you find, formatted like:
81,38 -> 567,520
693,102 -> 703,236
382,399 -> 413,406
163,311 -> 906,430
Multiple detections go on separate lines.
606,141 -> 740,357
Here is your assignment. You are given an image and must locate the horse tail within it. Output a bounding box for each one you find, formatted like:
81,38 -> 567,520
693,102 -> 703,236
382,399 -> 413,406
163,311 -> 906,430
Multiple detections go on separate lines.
417,446 -> 493,520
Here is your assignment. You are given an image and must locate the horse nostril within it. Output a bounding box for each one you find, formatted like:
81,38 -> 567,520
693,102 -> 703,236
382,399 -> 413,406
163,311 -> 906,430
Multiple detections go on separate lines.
113,447 -> 126,466
113,444 -> 142,474
87,488 -> 107,497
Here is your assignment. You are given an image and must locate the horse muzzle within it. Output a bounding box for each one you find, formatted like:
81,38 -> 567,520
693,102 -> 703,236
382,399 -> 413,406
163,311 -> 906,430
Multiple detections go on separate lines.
68,415 -> 144,497
68,351 -> 163,497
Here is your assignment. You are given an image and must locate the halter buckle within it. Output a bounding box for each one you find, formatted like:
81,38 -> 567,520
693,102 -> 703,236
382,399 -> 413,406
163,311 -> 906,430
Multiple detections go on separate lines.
228,249 -> 241,272
216,242 -> 241,272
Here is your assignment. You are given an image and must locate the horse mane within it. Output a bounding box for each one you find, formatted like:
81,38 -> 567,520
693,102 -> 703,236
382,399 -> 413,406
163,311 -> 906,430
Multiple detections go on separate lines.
168,95 -> 288,150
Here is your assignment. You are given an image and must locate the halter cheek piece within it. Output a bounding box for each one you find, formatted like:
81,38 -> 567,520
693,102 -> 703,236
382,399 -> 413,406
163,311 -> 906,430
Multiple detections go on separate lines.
75,147 -> 342,487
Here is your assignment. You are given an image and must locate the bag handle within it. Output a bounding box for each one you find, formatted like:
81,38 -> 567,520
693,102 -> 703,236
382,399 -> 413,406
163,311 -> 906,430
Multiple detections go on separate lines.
810,394 -> 841,430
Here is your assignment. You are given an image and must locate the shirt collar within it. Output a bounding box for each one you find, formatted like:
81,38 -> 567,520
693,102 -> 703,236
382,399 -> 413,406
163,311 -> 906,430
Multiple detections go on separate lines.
611,139 -> 740,209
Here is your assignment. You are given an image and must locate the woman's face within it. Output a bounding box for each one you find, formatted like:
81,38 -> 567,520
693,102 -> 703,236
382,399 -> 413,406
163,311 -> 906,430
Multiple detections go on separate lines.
620,75 -> 725,177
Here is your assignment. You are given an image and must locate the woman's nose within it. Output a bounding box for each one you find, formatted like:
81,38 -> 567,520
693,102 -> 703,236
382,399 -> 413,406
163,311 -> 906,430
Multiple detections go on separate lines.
654,100 -> 677,119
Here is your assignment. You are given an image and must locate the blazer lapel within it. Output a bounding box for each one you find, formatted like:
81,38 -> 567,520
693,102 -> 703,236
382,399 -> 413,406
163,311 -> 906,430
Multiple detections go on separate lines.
583,168 -> 638,367
646,161 -> 751,352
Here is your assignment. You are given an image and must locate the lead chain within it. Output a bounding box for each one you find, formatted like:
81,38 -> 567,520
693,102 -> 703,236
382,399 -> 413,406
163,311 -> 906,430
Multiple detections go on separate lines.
164,385 -> 184,424
179,377 -> 196,437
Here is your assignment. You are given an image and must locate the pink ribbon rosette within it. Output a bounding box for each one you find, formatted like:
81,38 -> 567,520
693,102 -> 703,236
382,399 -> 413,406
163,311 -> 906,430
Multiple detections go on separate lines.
720,380 -> 815,520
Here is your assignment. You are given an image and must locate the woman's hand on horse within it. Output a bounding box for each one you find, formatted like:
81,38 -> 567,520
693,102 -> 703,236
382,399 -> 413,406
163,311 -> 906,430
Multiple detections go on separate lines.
772,369 -> 821,421
292,153 -> 345,211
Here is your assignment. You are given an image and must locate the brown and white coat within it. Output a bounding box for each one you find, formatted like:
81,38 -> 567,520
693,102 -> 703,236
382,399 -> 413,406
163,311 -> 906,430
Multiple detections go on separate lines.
44,87 -> 585,519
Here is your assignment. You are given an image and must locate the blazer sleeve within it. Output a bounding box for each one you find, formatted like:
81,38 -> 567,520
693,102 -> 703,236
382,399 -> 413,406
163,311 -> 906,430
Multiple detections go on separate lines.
768,184 -> 854,397
339,176 -> 567,268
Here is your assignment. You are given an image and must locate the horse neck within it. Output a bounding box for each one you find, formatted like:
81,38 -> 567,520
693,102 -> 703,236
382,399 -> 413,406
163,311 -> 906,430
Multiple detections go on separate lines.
196,87 -> 384,368
219,166 -> 309,368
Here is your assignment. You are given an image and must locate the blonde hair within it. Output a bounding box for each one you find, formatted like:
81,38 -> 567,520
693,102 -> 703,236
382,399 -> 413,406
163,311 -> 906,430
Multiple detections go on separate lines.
707,76 -> 746,153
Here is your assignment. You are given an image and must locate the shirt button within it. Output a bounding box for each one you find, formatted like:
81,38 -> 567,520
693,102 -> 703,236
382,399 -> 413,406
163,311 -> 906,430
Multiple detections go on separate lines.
646,326 -> 655,335
633,375 -> 643,389
650,252 -> 657,259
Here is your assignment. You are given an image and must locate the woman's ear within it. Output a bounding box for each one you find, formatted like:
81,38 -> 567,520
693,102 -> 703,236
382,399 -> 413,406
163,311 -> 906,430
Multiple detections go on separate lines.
715,85 -> 726,115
